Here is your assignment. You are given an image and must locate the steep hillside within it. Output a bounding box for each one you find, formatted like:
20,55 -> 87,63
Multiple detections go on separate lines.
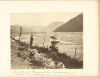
54,13 -> 83,32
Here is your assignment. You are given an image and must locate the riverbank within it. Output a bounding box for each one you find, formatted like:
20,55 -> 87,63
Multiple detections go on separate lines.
11,38 -> 83,69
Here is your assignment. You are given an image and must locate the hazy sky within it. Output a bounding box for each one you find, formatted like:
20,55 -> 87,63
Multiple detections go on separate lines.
11,12 -> 81,27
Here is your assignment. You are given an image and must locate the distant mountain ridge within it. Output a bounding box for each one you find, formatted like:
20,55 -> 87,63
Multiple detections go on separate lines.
11,13 -> 83,34
11,25 -> 20,34
54,13 -> 83,32
11,21 -> 64,34
45,21 -> 64,32
11,25 -> 45,34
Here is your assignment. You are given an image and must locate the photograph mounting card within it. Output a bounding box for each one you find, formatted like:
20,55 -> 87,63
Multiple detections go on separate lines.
0,0 -> 99,78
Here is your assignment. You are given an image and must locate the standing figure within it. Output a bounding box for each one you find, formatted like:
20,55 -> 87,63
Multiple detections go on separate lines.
30,33 -> 33,48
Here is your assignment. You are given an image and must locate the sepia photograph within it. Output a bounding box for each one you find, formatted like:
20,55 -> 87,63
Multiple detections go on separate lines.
0,0 -> 99,77
10,12 -> 83,69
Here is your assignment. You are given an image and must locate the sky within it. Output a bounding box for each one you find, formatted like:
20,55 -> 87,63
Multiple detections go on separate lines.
11,12 -> 81,27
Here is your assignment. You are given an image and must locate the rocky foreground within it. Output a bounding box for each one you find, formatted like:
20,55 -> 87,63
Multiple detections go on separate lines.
11,38 -> 83,69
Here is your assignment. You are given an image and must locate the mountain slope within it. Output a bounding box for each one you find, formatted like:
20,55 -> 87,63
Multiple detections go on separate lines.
54,13 -> 83,32
45,21 -> 64,32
